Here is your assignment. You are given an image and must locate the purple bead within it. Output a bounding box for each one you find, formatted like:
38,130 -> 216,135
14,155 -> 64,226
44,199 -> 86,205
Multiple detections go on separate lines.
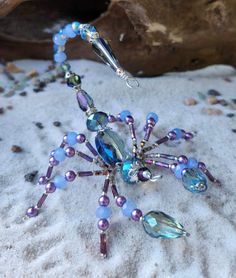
131,209 -> 143,221
137,167 -> 151,182
65,170 -> 76,182
198,162 -> 206,170
147,117 -> 156,127
178,155 -> 188,164
108,115 -> 116,123
26,206 -> 39,218
49,156 -> 59,166
63,135 -> 68,143
65,147 -> 75,157
116,196 -> 126,207
125,115 -> 134,124
38,176 -> 47,185
98,195 -> 110,206
168,131 -> 176,140
185,132 -> 194,140
97,219 -> 109,231
76,133 -> 86,144
170,163 -> 177,172
45,182 -> 56,193
76,90 -> 94,111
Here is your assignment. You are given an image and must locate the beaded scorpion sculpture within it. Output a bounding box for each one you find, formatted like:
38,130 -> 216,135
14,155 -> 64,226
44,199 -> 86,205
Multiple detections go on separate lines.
26,22 -> 220,258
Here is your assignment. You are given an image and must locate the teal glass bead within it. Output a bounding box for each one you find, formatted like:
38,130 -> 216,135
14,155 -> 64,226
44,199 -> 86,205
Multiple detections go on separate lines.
121,158 -> 139,184
122,199 -> 136,217
95,129 -> 128,166
187,157 -> 198,168
182,168 -> 207,193
96,206 -> 112,219
174,163 -> 187,179
86,112 -> 108,131
53,175 -> 67,189
53,147 -> 66,162
142,211 -> 187,239
72,21 -> 81,34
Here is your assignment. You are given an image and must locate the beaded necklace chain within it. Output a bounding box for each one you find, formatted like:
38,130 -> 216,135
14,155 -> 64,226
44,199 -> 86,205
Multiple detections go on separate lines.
26,22 -> 220,258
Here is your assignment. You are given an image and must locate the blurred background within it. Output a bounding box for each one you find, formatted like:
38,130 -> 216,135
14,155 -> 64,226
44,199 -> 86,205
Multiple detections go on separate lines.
1,0 -> 236,76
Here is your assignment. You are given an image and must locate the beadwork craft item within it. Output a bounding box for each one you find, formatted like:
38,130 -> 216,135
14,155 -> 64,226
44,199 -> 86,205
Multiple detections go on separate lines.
26,22 -> 220,258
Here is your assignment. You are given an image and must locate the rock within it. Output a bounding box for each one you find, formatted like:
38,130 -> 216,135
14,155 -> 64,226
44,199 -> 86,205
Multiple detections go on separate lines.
0,86 -> 5,93
219,99 -> 228,106
53,121 -> 61,127
226,113 -> 235,118
207,89 -> 221,96
6,62 -> 24,73
11,145 -> 23,152
24,171 -> 38,183
34,122 -> 44,129
201,108 -> 223,115
0,107 -> 4,114
19,91 -> 27,96
26,70 -> 39,79
207,96 -> 218,105
184,98 -> 198,106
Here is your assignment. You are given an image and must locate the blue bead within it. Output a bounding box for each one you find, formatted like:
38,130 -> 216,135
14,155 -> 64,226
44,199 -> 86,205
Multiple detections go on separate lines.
53,33 -> 66,46
174,164 -> 187,179
142,211 -> 187,239
72,21 -> 81,34
53,147 -> 66,162
172,128 -> 183,140
120,110 -> 131,122
95,129 -> 128,166
66,132 -> 78,145
96,206 -> 112,219
122,199 -> 136,217
146,112 -> 158,123
54,52 -> 67,63
54,175 -> 67,189
63,24 -> 76,38
187,157 -> 198,168
86,112 -> 108,131
121,158 -> 139,184
182,168 -> 208,193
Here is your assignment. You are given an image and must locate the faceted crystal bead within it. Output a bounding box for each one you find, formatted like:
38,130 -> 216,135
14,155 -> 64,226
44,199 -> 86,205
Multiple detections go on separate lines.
95,129 -> 128,166
76,90 -> 94,112
86,112 -> 108,131
182,168 -> 208,193
142,211 -> 187,239
66,73 -> 81,87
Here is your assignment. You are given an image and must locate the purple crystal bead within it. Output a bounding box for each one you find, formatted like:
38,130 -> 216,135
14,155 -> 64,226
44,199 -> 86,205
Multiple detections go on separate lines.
76,90 -> 94,111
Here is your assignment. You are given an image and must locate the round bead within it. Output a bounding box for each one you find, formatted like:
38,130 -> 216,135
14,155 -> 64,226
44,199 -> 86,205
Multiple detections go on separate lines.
146,112 -> 158,123
185,132 -> 194,140
98,195 -> 110,206
63,24 -> 76,38
53,147 -> 66,162
168,131 -> 177,140
97,219 -> 109,231
137,167 -> 151,182
198,162 -> 206,170
131,209 -> 143,221
170,163 -> 177,172
116,196 -> 126,207
38,176 -> 47,185
86,112 -> 109,131
26,206 -> 39,218
54,52 -> 67,63
53,175 -> 67,189
172,128 -> 183,140
125,115 -> 134,124
174,164 -> 188,179
66,132 -> 78,145
72,21 -> 81,34
65,147 -> 75,157
187,157 -> 198,168
178,155 -> 188,164
96,206 -> 112,219
45,182 -> 56,193
53,33 -> 66,46
65,170 -> 76,182
108,115 -> 116,123
76,133 -> 86,143
49,156 -> 59,166
119,110 -> 131,122
122,199 -> 137,217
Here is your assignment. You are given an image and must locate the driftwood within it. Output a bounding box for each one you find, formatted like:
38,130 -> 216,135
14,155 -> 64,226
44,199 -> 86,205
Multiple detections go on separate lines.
0,0 -> 236,76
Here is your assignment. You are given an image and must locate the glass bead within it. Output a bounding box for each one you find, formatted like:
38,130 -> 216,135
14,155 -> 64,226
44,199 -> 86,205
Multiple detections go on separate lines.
53,175 -> 67,189
72,21 -> 81,34
146,112 -> 158,123
187,157 -> 198,168
63,24 -> 76,38
76,90 -> 94,111
54,52 -> 67,63
86,112 -> 108,131
96,206 -> 112,219
172,128 -> 183,140
142,211 -> 187,238
53,33 -> 66,46
66,132 -> 78,145
182,168 -> 208,193
122,199 -> 137,217
53,147 -> 66,162
174,163 -> 188,179
121,158 -> 139,184
119,110 -> 131,122
66,73 -> 81,87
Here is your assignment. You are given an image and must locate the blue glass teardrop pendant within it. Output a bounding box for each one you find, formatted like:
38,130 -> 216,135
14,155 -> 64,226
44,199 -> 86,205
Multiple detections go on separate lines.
95,129 -> 128,166
142,211 -> 188,239
182,168 -> 208,193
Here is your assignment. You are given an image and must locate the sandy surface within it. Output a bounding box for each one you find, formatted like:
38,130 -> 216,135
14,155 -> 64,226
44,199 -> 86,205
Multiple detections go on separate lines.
0,60 -> 236,278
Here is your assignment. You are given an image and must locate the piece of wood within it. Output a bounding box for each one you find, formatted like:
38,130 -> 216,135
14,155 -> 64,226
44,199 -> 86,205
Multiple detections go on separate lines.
0,0 -> 236,76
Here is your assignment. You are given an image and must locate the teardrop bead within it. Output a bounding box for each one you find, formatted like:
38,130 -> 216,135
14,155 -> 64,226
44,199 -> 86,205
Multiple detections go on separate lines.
95,129 -> 128,166
182,168 -> 207,193
76,90 -> 94,112
142,211 -> 187,239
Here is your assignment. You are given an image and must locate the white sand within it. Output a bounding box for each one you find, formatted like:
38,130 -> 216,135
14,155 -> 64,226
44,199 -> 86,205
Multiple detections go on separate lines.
0,60 -> 236,278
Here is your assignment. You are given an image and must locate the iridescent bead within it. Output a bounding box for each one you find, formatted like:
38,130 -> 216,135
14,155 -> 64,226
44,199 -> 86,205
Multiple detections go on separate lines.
146,112 -> 158,123
53,33 -> 66,46
98,195 -> 110,206
49,156 -> 59,166
26,206 -> 39,218
131,209 -> 143,221
80,24 -> 97,40
119,110 -> 131,122
66,132 -> 78,145
97,219 -> 109,231
142,211 -> 187,239
63,24 -> 76,38
182,168 -> 208,193
122,199 -> 137,217
178,155 -> 188,164
76,133 -> 86,143
172,128 -> 183,140
66,73 -> 81,87
116,196 -> 126,207
45,182 -> 56,193
86,112 -> 108,131
121,158 -> 138,184
65,147 -> 75,157
65,170 -> 76,182
72,21 -> 81,34
53,175 -> 67,189
96,206 -> 112,219
53,147 -> 66,162
54,52 -> 67,63
187,157 -> 198,168
174,163 -> 187,179
38,176 -> 47,185
76,90 -> 94,111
